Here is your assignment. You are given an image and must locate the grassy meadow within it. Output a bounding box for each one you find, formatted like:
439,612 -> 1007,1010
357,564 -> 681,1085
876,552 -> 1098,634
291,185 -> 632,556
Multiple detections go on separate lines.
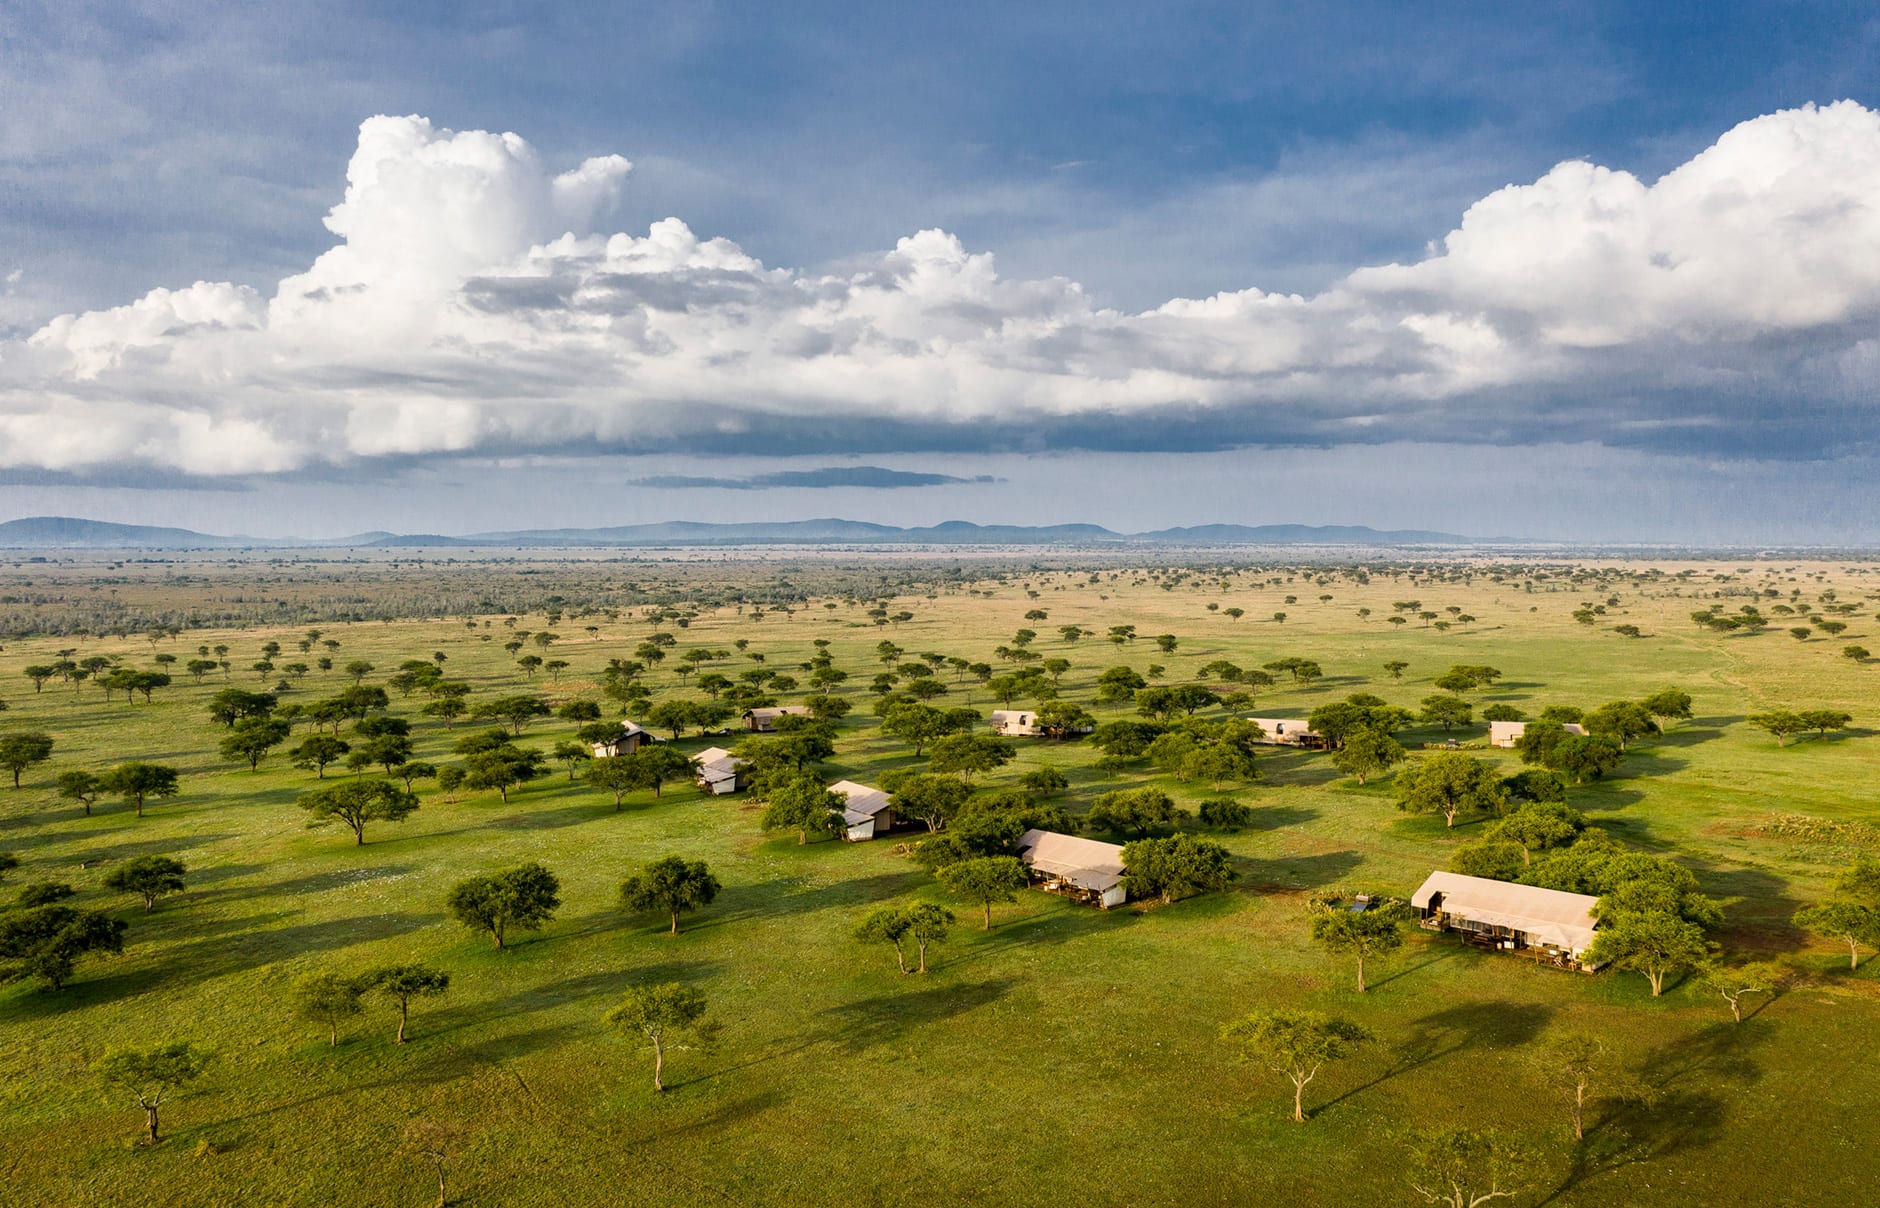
1,553 -> 1877,1206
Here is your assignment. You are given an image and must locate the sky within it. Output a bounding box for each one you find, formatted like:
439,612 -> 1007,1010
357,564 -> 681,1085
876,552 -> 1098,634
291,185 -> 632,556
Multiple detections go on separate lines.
3,1 -> 1880,543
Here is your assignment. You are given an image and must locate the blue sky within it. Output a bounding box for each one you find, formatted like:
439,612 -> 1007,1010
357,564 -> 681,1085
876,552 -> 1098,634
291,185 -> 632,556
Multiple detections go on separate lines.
3,2 -> 1879,541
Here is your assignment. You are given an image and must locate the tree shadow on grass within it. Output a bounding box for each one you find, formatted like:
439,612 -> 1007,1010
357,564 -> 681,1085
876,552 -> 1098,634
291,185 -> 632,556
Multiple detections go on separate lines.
187,863 -> 417,904
1240,804 -> 1319,832
25,832 -> 239,865
1539,1020 -> 1764,1203
1696,865 -> 1810,954
1316,999 -> 1554,1117
1235,849 -> 1364,895
946,899 -> 1138,965
698,870 -> 925,931
1654,718 -> 1736,749
814,977 -> 1015,1054
19,910 -> 442,1013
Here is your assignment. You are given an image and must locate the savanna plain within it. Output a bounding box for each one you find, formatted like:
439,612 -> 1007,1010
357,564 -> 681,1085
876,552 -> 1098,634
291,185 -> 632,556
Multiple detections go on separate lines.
1,549 -> 1876,1207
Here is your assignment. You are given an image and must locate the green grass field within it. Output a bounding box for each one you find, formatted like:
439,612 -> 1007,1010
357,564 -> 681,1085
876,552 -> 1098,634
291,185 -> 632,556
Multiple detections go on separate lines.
2,555 -> 1877,1206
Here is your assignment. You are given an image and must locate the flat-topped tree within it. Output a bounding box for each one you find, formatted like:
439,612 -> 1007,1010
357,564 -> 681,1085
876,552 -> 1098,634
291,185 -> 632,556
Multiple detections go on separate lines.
0,733 -> 54,788
936,856 -> 1027,930
298,779 -> 419,844
363,964 -> 451,1043
446,863 -> 560,950
103,856 -> 187,912
620,856 -> 721,935
1308,897 -> 1409,991
760,775 -> 845,845
220,718 -> 291,770
295,971 -> 366,1047
98,762 -> 180,819
94,1043 -> 212,1145
1221,1009 -> 1373,1124
1396,753 -> 1505,828
605,983 -> 714,1093
0,902 -> 126,989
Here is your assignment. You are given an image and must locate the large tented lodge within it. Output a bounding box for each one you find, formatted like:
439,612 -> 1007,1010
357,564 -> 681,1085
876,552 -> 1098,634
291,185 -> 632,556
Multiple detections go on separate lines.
1411,871 -> 1603,969
1016,829 -> 1128,909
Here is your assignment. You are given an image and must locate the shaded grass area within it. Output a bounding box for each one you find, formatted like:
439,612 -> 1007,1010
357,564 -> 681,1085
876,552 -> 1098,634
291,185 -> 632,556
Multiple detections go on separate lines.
1,560 -> 1879,1204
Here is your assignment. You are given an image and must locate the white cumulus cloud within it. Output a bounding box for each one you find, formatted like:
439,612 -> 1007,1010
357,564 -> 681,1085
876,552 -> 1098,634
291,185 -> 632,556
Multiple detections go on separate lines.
7,103 -> 1880,476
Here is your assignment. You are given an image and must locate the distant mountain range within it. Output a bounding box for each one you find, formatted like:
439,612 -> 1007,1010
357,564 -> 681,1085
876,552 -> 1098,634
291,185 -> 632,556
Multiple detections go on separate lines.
0,515 -> 1503,550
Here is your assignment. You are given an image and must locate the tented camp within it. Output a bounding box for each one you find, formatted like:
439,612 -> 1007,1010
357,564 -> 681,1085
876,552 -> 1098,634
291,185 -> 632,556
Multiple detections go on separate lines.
693,747 -> 749,795
1411,870 -> 1602,969
991,709 -> 1090,739
1249,718 -> 1326,749
1016,829 -> 1128,909
991,709 -> 1039,737
590,720 -> 649,759
744,706 -> 811,732
830,779 -> 895,841
1489,720 -> 1588,748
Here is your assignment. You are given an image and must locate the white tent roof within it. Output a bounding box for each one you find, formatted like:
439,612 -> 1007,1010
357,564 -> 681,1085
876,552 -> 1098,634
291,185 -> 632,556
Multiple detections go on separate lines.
694,746 -> 745,781
830,779 -> 891,825
1490,720 -> 1588,743
1017,828 -> 1126,893
1412,871 -> 1600,953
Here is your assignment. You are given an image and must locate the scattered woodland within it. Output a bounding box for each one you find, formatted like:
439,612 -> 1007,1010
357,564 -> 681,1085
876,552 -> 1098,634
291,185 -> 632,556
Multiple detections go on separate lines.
1,550 -> 1877,1207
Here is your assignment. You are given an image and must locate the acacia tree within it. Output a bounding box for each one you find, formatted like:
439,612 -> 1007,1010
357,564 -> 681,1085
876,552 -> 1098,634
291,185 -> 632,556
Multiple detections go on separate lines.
1406,1128 -> 1533,1208
1308,900 -> 1409,992
1587,910 -> 1712,996
94,1043 -> 212,1145
1396,753 -> 1506,828
1220,1008 -> 1372,1123
604,983 -> 714,1092
103,856 -> 187,913
620,856 -> 721,935
901,903 -> 953,972
1703,960 -> 1793,1023
936,856 -> 1028,929
1120,834 -> 1236,904
446,863 -> 560,949
0,733 -> 55,788
289,735 -> 350,778
1530,1031 -> 1651,1140
220,718 -> 291,770
298,779 -> 419,845
0,902 -> 126,989
98,762 -> 181,819
761,775 -> 845,845
856,906 -> 912,972
363,964 -> 451,1043
295,971 -> 367,1047
56,770 -> 102,816
1331,730 -> 1406,786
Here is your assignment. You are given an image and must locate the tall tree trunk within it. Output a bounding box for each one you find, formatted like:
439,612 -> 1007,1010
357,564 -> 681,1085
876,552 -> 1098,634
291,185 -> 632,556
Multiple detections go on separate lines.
916,940 -> 928,973
1356,952 -> 1366,993
145,1105 -> 160,1144
982,903 -> 992,930
330,1020 -> 338,1047
651,1036 -> 665,1092
894,941 -> 908,974
670,911 -> 680,936
1573,1080 -> 1586,1139
1648,969 -> 1665,996
398,999 -> 409,1043
1849,937 -> 1862,970
1292,1076 -> 1307,1123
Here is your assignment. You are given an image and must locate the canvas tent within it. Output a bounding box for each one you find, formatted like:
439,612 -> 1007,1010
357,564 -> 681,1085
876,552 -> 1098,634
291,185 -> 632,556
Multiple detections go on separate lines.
1016,828 -> 1128,909
693,746 -> 748,795
830,779 -> 894,841
1411,870 -> 1602,968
